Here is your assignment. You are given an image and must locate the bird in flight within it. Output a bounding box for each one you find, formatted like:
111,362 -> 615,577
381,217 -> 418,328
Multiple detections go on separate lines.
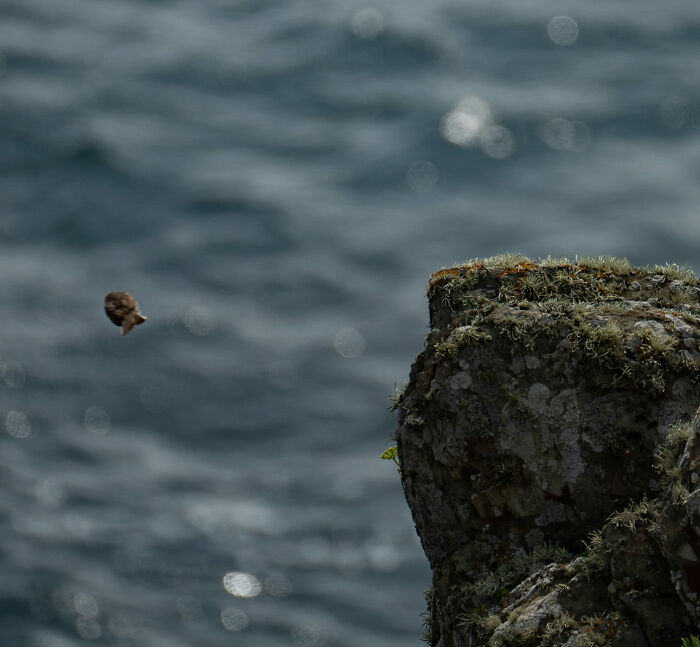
104,292 -> 147,335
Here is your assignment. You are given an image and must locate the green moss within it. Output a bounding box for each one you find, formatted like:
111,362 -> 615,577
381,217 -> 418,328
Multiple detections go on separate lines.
407,257 -> 699,645
457,606 -> 501,639
497,264 -> 622,303
428,254 -> 699,305
428,268 -> 486,309
494,312 -> 537,350
580,529 -> 611,576
578,498 -> 663,582
577,612 -> 626,646
429,253 -> 698,288
608,497 -> 660,534
653,420 -> 694,505
576,256 -> 635,275
569,320 -> 625,369
434,325 -> 493,360
538,612 -> 577,646
425,254 -> 699,394
653,262 -> 699,285
461,543 -> 572,604
563,316 -> 679,392
538,299 -> 593,321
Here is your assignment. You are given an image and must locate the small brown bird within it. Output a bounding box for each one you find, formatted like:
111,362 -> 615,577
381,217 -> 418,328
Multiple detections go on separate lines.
104,292 -> 147,335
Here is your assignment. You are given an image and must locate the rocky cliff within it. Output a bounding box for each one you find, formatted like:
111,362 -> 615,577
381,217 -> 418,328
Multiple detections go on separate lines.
394,254 -> 700,646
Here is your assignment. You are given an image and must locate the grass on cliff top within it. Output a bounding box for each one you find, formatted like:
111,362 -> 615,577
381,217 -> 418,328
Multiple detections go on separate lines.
422,252 -> 699,394
428,252 -> 699,293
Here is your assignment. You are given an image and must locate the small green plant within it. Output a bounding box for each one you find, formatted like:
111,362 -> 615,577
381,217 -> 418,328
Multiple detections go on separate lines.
681,636 -> 700,647
380,446 -> 400,469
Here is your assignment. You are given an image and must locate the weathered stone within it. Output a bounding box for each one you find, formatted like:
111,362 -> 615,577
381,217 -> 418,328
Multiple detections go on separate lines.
394,254 -> 700,646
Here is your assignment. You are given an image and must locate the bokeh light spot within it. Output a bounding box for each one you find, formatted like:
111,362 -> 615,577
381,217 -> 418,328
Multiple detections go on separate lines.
334,328 -> 366,359
440,97 -> 492,147
221,607 -> 249,631
183,306 -> 213,336
222,571 -> 262,598
406,161 -> 438,193
84,406 -> 110,435
539,118 -> 591,152
350,8 -> 384,40
5,410 -> 31,438
73,592 -> 99,617
479,125 -> 516,159
548,16 -> 579,46
366,542 -> 401,572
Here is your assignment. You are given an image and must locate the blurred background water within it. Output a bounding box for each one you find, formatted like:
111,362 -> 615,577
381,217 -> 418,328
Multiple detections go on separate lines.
0,0 -> 699,645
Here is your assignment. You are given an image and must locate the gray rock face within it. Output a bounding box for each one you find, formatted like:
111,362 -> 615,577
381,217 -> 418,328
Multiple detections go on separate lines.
394,255 -> 700,646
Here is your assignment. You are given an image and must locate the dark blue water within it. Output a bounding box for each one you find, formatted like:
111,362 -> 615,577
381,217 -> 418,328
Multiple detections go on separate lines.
1,1 -> 699,645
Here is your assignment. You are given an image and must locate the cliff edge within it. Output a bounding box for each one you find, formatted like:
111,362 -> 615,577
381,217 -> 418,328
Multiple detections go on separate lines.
394,254 -> 700,646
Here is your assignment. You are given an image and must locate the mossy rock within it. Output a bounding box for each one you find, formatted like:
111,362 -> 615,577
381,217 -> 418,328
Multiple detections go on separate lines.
395,255 -> 700,646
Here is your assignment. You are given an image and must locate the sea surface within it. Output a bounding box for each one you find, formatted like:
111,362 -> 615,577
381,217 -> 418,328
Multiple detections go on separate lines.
0,1 -> 699,645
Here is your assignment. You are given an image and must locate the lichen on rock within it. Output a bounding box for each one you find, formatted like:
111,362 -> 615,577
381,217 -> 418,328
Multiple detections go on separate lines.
394,254 -> 700,646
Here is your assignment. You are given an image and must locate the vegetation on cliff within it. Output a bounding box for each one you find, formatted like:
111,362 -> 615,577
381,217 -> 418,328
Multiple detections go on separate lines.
394,254 -> 700,646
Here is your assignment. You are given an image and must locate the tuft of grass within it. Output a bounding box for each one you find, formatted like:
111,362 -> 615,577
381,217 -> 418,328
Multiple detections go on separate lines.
569,320 -> 625,370
608,497 -> 659,534
578,612 -> 624,644
428,253 -> 699,300
681,636 -> 700,647
457,606 -> 501,635
654,262 -> 700,285
581,498 -> 663,578
580,529 -> 611,576
653,420 -> 694,505
434,325 -> 492,360
575,255 -> 635,275
389,381 -> 408,410
667,288 -> 698,306
494,313 -> 537,349
461,543 -> 572,602
457,252 -> 534,273
539,612 -> 577,645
